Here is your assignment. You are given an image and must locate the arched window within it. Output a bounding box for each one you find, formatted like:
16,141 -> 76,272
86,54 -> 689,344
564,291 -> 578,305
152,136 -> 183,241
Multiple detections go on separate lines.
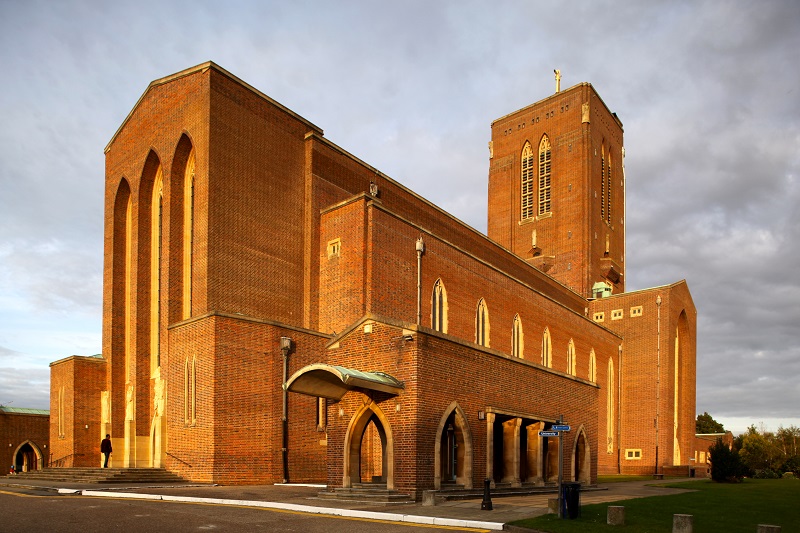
150,167 -> 164,372
521,142 -> 535,220
184,355 -> 197,426
512,314 -> 523,358
588,349 -> 597,383
601,144 -> 607,222
125,193 -> 133,382
182,150 -> 195,319
538,136 -> 552,215
475,299 -> 490,347
431,279 -> 448,333
541,327 -> 552,367
567,339 -> 576,376
607,150 -> 613,224
674,326 -> 680,465
184,358 -> 190,425
607,358 -> 615,454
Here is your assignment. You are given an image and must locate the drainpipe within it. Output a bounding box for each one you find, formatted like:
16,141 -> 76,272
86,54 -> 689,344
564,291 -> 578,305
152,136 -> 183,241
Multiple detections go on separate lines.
416,236 -> 425,325
280,336 -> 292,483
618,344 -> 623,474
655,295 -> 662,476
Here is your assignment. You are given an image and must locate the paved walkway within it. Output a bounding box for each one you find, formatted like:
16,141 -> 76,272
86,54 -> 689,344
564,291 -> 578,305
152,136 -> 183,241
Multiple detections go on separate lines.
1,477 -> 696,531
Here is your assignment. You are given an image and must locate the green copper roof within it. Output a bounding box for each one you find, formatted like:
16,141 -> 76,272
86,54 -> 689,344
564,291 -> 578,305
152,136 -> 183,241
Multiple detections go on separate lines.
0,406 -> 50,415
285,363 -> 404,400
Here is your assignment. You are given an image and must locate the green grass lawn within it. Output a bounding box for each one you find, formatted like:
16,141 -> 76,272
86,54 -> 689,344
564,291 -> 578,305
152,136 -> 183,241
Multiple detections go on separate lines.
510,478 -> 800,532
597,475 -> 666,483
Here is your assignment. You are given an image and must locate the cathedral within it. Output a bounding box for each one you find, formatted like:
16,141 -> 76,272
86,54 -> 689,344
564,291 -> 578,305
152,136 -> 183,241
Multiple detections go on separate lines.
50,62 -> 696,498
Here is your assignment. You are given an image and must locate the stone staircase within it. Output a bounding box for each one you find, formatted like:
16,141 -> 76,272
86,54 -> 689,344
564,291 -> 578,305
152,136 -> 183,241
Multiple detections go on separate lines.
424,481 -> 576,505
6,467 -> 188,484
317,482 -> 414,503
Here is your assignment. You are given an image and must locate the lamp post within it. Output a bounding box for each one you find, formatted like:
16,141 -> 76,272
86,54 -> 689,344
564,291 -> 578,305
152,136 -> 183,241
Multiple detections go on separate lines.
280,336 -> 292,483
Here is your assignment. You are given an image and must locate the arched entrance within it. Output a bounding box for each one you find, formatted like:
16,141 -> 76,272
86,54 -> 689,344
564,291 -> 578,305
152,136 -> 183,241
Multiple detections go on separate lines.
343,401 -> 394,490
13,441 -> 44,472
433,402 -> 474,489
571,426 -> 591,483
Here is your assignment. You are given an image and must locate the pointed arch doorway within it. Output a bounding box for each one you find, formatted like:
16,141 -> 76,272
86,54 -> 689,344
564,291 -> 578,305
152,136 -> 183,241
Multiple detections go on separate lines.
571,426 -> 591,483
13,441 -> 43,472
433,402 -> 474,489
343,402 -> 395,490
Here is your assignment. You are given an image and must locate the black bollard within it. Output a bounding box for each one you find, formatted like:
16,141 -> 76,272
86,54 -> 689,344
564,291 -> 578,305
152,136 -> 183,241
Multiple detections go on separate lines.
481,478 -> 493,510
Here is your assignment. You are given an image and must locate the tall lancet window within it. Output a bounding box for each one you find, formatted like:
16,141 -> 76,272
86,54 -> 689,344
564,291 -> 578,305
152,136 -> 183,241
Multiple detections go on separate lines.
182,150 -> 195,319
607,150 -> 613,224
541,327 -> 552,367
607,358 -> 615,453
601,145 -> 607,221
567,339 -> 576,376
475,299 -> 489,347
151,167 -> 164,372
538,135 -> 552,214
431,279 -> 448,333
512,314 -> 523,358
521,142 -> 535,220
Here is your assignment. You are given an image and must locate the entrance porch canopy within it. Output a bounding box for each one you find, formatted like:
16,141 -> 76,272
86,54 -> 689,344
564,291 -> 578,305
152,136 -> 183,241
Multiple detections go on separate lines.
284,363 -> 404,400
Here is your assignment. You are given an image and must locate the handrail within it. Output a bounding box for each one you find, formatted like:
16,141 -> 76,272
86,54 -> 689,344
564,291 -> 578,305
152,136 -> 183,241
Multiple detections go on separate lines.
165,452 -> 192,468
48,453 -> 86,468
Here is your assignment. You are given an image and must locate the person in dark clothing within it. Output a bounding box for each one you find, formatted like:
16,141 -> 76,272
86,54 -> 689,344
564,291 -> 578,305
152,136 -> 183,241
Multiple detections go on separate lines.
101,434 -> 112,468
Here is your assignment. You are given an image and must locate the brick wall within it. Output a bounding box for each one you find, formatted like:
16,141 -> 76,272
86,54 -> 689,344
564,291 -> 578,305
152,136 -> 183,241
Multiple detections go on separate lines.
590,282 -> 697,474
1,411 -> 49,472
49,356 -> 106,467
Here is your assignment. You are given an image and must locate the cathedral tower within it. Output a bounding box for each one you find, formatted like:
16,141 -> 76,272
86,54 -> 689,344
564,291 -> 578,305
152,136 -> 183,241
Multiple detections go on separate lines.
487,79 -> 625,298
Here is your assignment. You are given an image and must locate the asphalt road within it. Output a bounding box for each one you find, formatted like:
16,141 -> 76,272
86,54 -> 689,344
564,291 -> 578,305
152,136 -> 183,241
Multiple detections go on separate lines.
0,487 -> 490,533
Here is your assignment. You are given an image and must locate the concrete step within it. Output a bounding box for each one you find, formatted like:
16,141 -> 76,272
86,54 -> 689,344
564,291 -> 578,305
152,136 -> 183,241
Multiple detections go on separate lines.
318,487 -> 413,503
7,468 -> 188,484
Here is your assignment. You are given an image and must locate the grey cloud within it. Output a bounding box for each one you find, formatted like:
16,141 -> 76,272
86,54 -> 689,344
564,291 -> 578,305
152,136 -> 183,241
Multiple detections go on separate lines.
0,0 -> 798,429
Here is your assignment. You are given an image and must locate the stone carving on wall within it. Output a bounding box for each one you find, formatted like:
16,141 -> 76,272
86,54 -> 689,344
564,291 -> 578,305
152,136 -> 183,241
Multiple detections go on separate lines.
582,103 -> 590,124
153,367 -> 165,417
125,384 -> 134,421
101,391 -> 109,425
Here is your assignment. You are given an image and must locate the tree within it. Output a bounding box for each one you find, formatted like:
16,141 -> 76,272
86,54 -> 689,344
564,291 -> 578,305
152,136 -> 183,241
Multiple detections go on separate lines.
696,412 -> 725,434
739,425 -> 783,474
709,438 -> 746,482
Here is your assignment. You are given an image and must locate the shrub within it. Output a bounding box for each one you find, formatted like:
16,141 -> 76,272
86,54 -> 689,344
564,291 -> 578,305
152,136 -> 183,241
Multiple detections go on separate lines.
753,468 -> 780,479
709,438 -> 747,482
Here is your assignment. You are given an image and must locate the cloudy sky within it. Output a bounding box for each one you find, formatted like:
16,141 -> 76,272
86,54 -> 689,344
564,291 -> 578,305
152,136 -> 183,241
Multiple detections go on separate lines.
1,0 -> 798,435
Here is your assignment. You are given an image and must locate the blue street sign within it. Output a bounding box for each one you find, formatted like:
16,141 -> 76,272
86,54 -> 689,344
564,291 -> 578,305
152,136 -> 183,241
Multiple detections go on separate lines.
552,425 -> 571,431
539,431 -> 560,437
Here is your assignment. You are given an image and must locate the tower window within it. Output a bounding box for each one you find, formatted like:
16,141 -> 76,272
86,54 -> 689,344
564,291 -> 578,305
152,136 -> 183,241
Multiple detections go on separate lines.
521,142 -> 535,220
538,136 -> 552,215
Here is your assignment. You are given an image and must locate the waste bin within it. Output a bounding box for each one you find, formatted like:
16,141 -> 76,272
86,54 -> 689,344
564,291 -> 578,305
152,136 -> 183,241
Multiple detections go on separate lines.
560,482 -> 581,519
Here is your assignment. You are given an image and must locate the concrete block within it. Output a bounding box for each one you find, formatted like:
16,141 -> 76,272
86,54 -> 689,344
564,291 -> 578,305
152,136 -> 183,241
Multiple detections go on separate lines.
422,490 -> 436,506
673,514 -> 693,533
607,505 -> 625,525
756,526 -> 781,533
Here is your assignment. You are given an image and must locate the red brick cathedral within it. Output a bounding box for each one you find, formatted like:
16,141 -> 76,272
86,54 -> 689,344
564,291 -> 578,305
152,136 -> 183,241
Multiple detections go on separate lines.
50,63 -> 696,497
